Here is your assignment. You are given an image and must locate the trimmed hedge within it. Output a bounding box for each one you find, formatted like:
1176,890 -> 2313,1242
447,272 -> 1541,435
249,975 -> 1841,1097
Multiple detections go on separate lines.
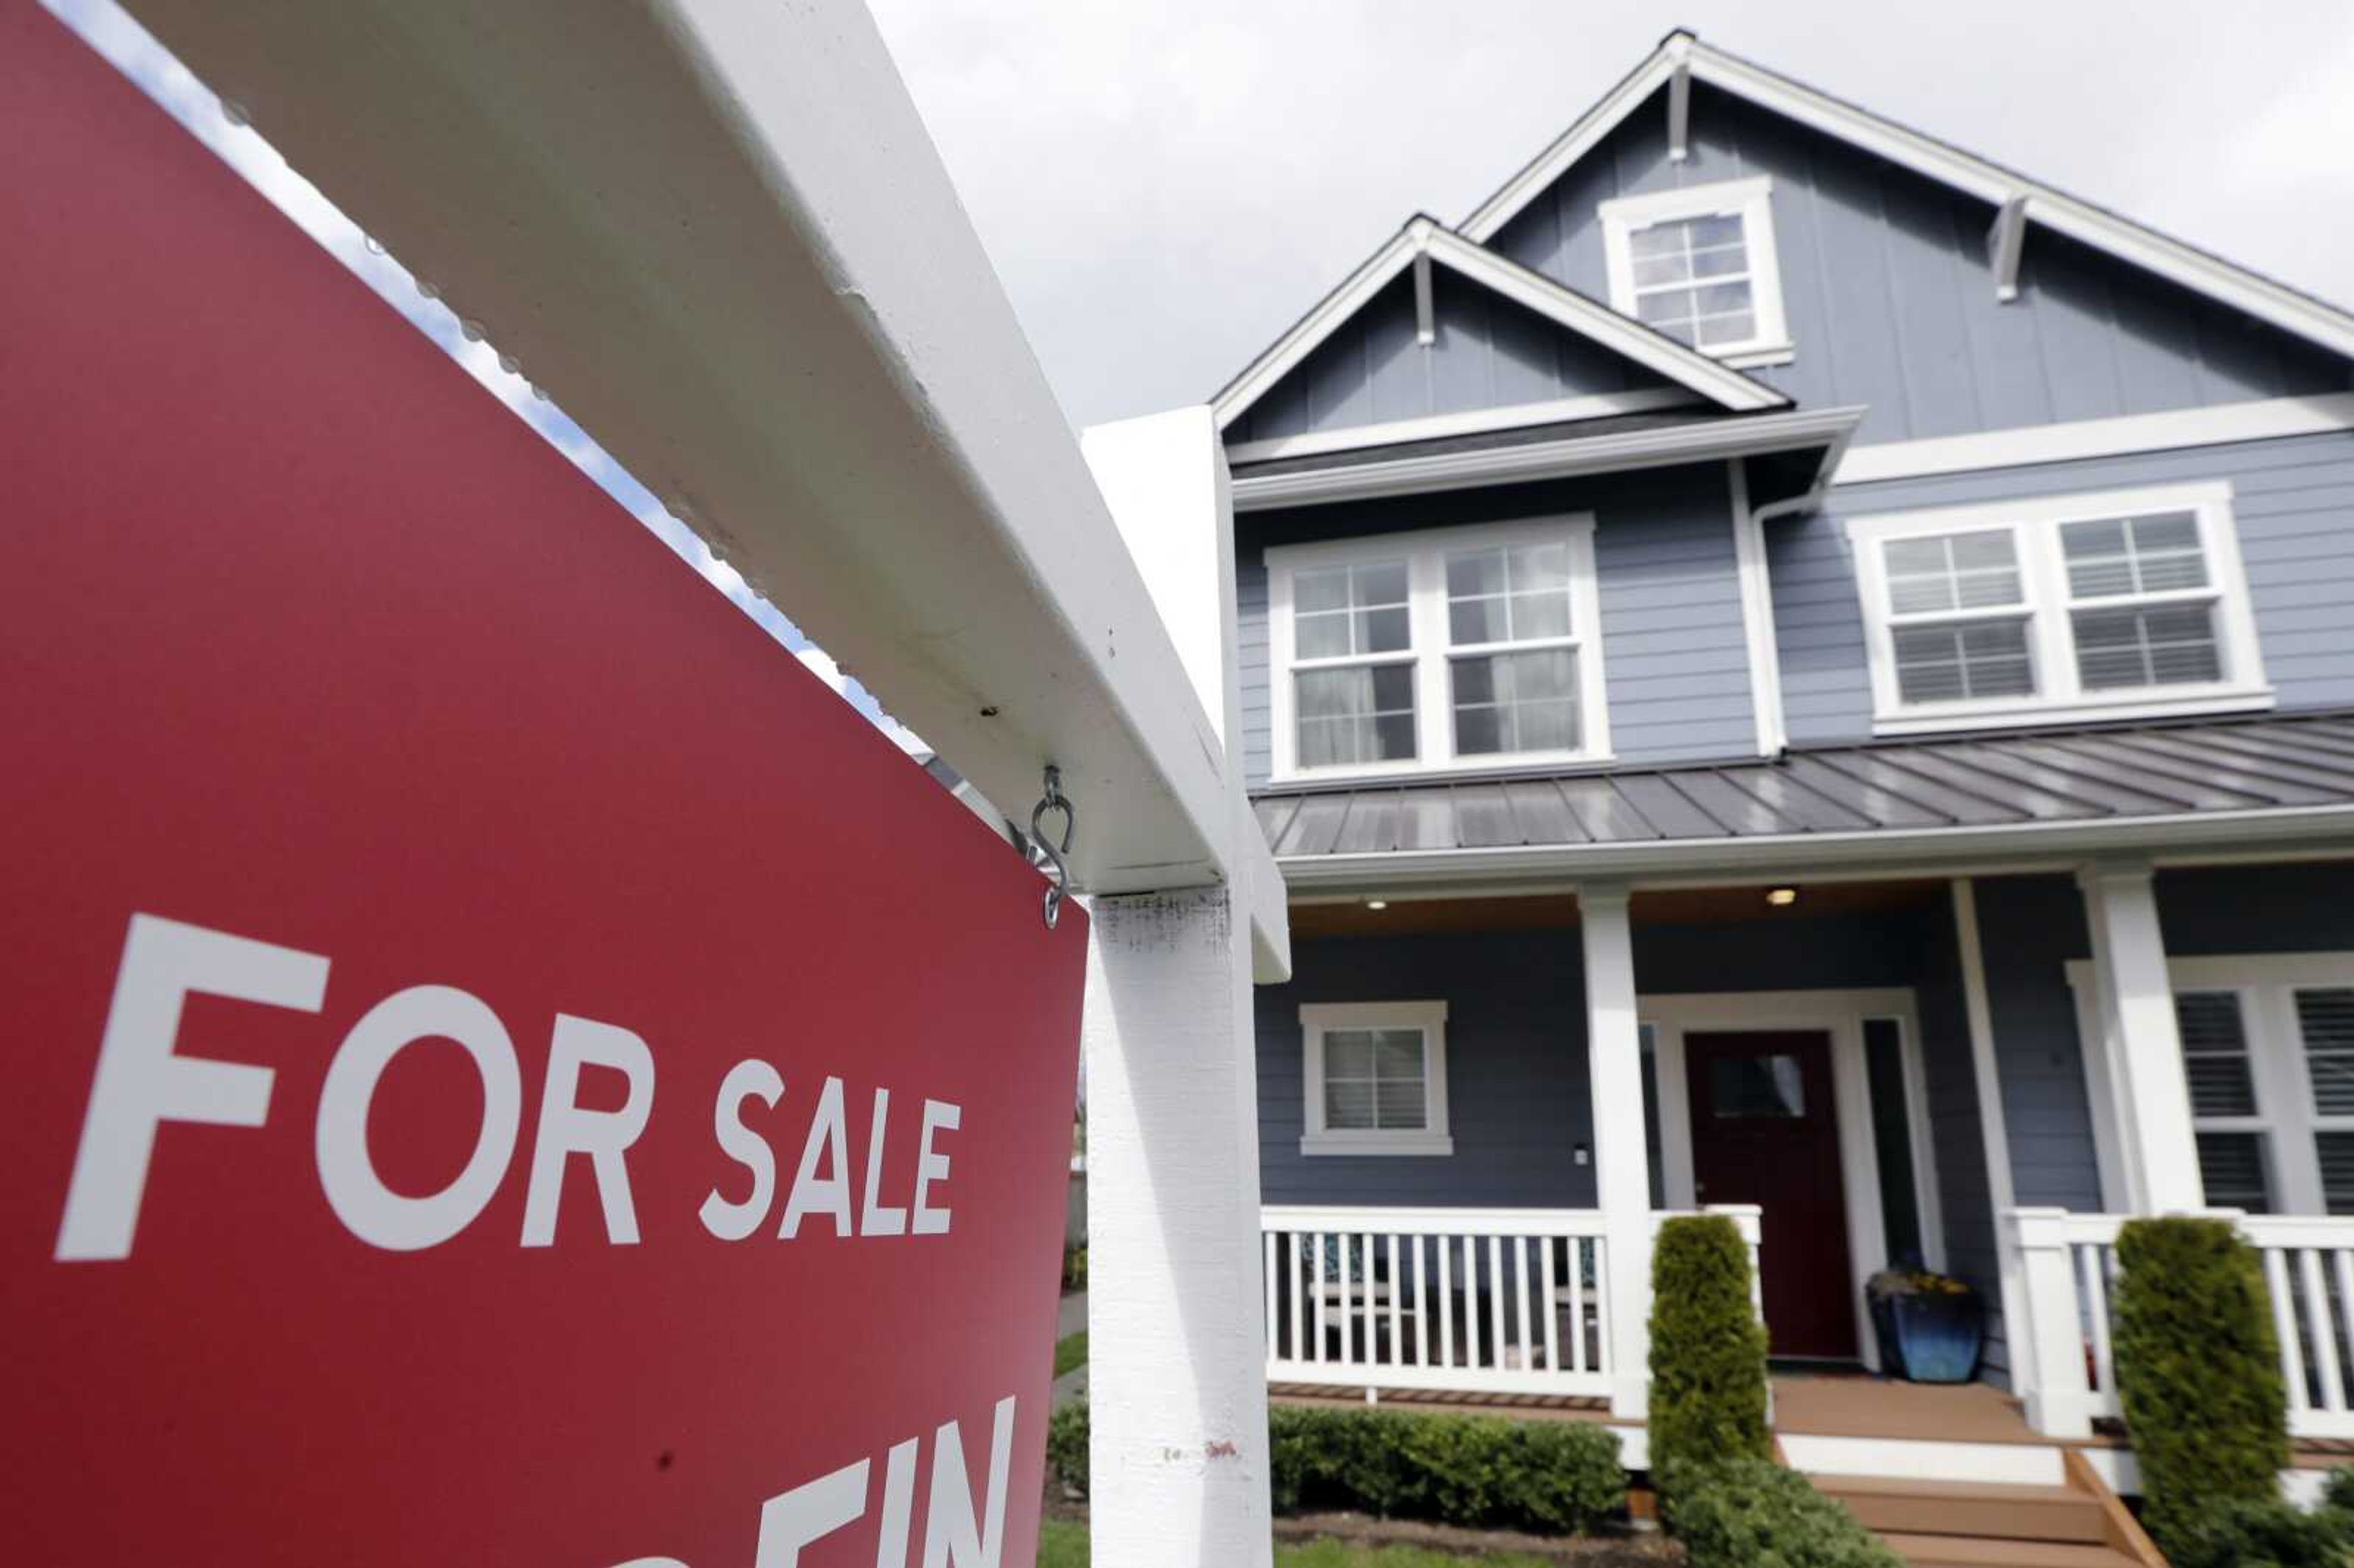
1669,1460 -> 1901,1568
1043,1401 -> 1625,1534
2114,1216 -> 2290,1551
1648,1215 -> 1771,1491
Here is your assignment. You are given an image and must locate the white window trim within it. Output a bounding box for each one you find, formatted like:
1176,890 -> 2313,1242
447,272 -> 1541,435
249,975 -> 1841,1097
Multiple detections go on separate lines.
1846,480 -> 2272,736
1598,175 -> 1793,368
2066,951 -> 2354,1216
1299,1000 -> 1453,1156
1265,516 -> 1612,786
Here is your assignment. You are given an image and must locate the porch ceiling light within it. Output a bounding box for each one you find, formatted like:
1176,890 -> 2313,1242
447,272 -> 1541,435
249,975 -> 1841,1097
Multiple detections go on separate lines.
1364,899 -> 1390,910
1766,887 -> 1799,907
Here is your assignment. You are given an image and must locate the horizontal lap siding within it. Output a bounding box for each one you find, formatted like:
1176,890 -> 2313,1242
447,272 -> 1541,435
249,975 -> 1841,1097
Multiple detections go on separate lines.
1488,84 -> 2351,447
1778,430 -> 2354,746
1236,467 -> 1756,788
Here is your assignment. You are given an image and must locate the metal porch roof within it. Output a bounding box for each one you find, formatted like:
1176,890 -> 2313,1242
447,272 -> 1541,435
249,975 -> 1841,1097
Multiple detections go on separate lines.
1254,711 -> 2354,862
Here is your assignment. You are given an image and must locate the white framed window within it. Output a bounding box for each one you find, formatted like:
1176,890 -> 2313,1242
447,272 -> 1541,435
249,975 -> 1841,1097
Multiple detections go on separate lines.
1300,1001 -> 1452,1156
1265,517 -> 1610,783
2071,953 -> 2354,1215
1598,177 -> 1792,367
1846,481 -> 2270,735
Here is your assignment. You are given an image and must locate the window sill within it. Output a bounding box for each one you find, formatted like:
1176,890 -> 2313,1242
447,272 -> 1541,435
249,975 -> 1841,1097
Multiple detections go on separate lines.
1269,752 -> 1618,790
1300,1132 -> 1455,1158
1718,343 -> 1795,370
1870,686 -> 2276,737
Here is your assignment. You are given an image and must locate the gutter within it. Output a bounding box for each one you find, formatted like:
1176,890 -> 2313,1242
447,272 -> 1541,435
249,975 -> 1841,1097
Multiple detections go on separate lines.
1273,801 -> 2354,891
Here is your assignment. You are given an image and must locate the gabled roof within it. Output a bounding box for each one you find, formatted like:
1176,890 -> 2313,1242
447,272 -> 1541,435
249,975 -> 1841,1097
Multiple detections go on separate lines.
1211,215 -> 1791,431
1461,31 -> 2354,364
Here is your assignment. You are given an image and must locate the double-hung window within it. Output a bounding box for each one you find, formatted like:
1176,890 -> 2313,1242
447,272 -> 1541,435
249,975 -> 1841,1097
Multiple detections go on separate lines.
1598,177 -> 1791,367
2072,954 -> 2354,1215
1849,482 -> 2269,734
1299,1002 -> 1452,1156
1267,518 -> 1609,782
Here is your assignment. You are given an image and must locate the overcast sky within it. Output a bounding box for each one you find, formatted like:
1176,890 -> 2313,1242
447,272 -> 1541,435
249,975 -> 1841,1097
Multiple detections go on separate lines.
865,0 -> 2354,430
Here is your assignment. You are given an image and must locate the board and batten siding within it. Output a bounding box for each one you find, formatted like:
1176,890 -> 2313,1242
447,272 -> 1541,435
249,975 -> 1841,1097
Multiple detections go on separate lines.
1771,429 -> 2354,747
1228,268 -> 1678,447
1236,464 -> 1754,787
1487,82 -> 2351,447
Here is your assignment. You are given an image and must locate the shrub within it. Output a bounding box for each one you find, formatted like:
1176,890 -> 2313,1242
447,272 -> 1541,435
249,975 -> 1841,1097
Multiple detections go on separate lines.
1267,1404 -> 1625,1533
2328,1466 -> 2354,1515
1669,1459 -> 1900,1568
2165,1496 -> 2354,1568
1057,1399 -> 1623,1532
1045,1402 -> 1089,1500
1062,1244 -> 1087,1293
2113,1216 -> 2289,1551
1648,1215 -> 1771,1492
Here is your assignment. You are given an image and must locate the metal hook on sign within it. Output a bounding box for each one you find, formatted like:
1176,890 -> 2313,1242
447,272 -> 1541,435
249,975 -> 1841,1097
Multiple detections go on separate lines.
1029,764 -> 1076,929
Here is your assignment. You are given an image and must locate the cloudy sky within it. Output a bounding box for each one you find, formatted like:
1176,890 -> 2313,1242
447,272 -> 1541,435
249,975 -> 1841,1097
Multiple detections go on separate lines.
865,0 -> 2354,428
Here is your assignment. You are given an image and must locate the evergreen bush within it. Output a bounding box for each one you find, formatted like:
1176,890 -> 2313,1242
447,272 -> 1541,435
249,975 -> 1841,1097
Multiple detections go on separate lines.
1648,1214 -> 1771,1493
2165,1496 -> 2354,1568
2113,1216 -> 2290,1551
1668,1460 -> 1901,1568
1051,1399 -> 1625,1532
1045,1402 -> 1089,1499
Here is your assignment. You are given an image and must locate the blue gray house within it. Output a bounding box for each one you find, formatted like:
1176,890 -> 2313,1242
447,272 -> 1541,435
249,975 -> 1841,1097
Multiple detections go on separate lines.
1217,28 -> 2354,1526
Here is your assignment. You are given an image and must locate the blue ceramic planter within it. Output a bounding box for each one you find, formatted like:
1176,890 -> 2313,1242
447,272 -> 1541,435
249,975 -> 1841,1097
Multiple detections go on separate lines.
1870,1289 -> 1984,1383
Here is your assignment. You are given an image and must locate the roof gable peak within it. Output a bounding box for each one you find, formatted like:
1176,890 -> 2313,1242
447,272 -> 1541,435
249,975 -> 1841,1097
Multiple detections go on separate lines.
1458,34 -> 2354,363
1212,218 -> 1787,432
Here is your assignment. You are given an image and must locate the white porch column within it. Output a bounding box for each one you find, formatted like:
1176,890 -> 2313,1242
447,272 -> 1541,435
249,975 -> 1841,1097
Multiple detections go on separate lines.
1082,886 -> 1274,1568
1580,883 -> 1654,1418
2078,860 -> 2203,1212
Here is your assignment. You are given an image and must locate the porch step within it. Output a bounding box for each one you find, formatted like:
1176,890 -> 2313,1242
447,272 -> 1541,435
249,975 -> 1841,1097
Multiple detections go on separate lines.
1875,1534 -> 2141,1568
1814,1477 -> 2107,1543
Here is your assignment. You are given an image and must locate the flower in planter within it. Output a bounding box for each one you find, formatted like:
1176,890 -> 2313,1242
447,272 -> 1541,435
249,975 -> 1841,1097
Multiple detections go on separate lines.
1866,1267 -> 1971,1300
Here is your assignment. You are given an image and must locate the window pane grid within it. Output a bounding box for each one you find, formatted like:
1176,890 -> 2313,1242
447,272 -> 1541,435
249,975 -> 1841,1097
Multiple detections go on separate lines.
1453,647 -> 1580,756
2197,1130 -> 2274,1214
1322,1027 -> 1428,1132
1626,212 -> 1757,349
2060,512 -> 2209,600
1892,618 -> 2034,704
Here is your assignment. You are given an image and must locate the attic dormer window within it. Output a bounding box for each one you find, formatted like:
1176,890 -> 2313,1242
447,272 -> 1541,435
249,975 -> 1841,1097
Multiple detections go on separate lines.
1599,177 -> 1791,368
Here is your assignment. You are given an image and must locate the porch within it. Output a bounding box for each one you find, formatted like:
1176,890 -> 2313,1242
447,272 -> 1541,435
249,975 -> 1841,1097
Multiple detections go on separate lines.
1254,851 -> 2354,1482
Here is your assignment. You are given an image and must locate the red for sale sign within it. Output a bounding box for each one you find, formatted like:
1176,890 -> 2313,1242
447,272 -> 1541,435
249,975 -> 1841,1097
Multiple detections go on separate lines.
0,10 -> 1087,1565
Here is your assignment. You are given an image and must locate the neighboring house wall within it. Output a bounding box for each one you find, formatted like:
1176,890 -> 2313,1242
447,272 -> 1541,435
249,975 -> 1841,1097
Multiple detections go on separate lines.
1487,83 -> 2351,447
1228,268 -> 1680,446
1236,463 -> 1754,785
1772,430 -> 2354,745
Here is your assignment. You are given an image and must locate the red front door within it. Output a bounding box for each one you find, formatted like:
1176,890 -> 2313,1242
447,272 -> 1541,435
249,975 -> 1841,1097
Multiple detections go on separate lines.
1686,1030 -> 1858,1360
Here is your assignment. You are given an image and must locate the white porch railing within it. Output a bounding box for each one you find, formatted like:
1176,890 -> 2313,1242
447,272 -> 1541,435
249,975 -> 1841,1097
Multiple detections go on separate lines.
2009,1207 -> 2354,1440
1259,1203 -> 1761,1402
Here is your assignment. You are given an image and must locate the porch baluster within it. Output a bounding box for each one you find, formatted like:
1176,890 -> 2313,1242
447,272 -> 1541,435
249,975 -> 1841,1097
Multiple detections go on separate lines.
1412,1236 -> 1430,1368
2266,1247 -> 2309,1419
1541,1236 -> 1561,1374
1487,1235 -> 1506,1371
1438,1237 -> 1454,1369
2301,1248 -> 2345,1414
1386,1235 -> 1403,1374
1288,1232 -> 1303,1367
1312,1233 -> 1327,1366
1567,1239 -> 1587,1372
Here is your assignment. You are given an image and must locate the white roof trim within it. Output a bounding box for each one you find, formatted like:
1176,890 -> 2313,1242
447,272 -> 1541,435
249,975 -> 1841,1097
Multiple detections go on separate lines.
1230,405 -> 1861,512
1460,35 -> 2354,365
1211,216 -> 1786,432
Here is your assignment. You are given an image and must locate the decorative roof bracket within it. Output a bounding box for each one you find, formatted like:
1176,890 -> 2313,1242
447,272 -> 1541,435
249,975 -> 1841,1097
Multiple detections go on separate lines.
1990,193 -> 2029,302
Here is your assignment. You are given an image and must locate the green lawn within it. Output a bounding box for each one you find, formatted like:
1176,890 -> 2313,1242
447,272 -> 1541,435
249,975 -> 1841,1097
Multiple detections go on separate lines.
1033,1521 -> 1557,1567
1052,1330 -> 1087,1379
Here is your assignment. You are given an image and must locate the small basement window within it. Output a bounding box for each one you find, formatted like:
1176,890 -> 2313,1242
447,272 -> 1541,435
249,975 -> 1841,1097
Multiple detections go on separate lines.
1847,481 -> 2271,735
1598,176 -> 1791,367
1300,1001 -> 1453,1156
